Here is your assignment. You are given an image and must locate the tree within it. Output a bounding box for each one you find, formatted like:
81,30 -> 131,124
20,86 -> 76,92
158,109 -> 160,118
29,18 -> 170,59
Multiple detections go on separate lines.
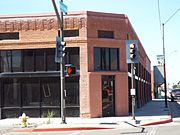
172,81 -> 180,89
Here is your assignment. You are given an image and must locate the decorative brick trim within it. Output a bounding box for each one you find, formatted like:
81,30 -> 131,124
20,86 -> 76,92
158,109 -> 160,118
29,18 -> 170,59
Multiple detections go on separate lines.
0,16 -> 86,32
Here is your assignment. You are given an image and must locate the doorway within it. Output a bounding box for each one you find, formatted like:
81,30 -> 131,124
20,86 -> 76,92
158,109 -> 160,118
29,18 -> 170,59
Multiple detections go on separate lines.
102,75 -> 115,117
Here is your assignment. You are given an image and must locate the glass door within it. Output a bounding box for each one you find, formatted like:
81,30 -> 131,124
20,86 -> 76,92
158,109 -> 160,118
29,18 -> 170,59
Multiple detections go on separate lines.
102,75 -> 115,117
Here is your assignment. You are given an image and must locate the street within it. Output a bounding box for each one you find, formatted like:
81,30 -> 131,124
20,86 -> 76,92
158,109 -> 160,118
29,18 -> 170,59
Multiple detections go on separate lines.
1,101 -> 180,135
1,122 -> 180,135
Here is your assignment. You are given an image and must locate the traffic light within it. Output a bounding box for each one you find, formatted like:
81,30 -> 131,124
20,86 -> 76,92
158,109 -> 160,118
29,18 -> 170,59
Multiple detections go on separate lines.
125,40 -> 139,63
65,65 -> 76,76
129,43 -> 136,59
59,41 -> 66,57
55,37 -> 66,63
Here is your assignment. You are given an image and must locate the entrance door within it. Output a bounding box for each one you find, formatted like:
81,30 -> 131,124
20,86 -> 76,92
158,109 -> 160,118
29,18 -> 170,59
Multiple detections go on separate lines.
102,76 -> 115,117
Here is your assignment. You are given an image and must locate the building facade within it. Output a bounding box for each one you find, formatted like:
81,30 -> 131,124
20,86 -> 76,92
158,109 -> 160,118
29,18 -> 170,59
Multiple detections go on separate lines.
0,11 -> 151,119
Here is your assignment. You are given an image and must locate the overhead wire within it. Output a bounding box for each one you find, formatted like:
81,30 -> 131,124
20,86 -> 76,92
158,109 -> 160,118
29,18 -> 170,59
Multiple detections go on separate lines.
164,7 -> 180,25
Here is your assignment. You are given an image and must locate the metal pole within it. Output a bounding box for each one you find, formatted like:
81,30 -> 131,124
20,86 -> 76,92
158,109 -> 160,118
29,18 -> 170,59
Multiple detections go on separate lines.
162,23 -> 168,108
161,7 -> 180,108
51,0 -> 66,124
60,0 -> 66,124
131,63 -> 135,120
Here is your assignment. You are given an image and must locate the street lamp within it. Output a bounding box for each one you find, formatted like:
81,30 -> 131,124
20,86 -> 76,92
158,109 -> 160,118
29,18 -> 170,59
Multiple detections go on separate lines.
162,7 -> 180,108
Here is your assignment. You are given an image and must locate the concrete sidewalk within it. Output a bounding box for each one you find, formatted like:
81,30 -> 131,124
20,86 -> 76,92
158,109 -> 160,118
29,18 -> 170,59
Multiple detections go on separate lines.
1,99 -> 173,132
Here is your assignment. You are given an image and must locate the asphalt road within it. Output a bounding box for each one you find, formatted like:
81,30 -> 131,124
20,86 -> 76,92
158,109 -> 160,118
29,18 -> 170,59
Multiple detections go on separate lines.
1,101 -> 180,135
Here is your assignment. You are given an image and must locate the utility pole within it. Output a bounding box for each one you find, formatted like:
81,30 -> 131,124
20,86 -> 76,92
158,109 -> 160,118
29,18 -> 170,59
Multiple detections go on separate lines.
162,7 -> 180,108
51,0 -> 66,124
162,23 -> 167,108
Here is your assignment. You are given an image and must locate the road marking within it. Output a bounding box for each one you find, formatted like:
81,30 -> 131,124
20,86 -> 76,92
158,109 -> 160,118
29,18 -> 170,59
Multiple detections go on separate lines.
148,126 -> 158,135
69,131 -> 84,135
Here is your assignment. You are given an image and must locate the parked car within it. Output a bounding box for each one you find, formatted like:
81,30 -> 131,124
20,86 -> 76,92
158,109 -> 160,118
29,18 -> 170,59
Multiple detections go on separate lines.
170,88 -> 180,101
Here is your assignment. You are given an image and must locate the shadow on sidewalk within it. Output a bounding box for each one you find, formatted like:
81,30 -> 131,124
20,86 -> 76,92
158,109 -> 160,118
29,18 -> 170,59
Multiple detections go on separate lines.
135,99 -> 170,117
169,101 -> 180,118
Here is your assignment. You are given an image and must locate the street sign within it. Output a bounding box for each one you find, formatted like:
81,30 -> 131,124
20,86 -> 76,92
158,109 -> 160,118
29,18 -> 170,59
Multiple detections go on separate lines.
60,1 -> 68,14
131,88 -> 136,96
156,55 -> 164,65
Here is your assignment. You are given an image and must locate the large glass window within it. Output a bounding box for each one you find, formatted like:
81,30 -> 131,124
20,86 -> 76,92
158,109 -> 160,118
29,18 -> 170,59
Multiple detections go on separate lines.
94,47 -> 119,71
22,79 -> 40,106
110,48 -> 118,70
12,50 -> 22,72
3,79 -> 20,107
35,49 -> 45,71
46,49 -> 57,71
0,48 -> 79,73
94,48 -> 101,71
65,81 -> 79,106
23,50 -> 34,72
0,51 -> 11,72
65,48 -> 80,69
41,78 -> 60,106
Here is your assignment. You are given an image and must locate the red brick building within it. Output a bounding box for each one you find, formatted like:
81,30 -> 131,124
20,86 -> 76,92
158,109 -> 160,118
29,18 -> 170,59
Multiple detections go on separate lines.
0,11 -> 151,119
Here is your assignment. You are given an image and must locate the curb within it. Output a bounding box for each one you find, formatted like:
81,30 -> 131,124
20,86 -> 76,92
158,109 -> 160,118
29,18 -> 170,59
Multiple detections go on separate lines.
8,116 -> 173,133
9,127 -> 113,133
141,116 -> 173,126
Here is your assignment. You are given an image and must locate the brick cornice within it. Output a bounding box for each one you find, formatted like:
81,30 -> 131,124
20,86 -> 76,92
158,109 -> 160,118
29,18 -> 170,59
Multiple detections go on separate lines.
0,15 -> 86,32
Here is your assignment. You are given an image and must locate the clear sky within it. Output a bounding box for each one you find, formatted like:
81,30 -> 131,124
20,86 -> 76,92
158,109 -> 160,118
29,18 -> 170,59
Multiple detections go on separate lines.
0,0 -> 180,86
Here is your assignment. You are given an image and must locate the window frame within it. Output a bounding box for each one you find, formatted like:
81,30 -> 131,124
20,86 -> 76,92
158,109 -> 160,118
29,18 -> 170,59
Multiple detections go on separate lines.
94,47 -> 119,71
98,30 -> 114,39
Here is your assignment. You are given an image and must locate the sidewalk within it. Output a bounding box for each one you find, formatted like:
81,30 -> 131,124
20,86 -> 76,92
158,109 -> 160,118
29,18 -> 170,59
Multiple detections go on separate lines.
1,99 -> 173,132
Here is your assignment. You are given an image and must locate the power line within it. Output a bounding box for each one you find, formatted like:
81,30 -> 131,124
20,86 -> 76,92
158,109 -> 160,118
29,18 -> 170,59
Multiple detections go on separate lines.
164,7 -> 180,25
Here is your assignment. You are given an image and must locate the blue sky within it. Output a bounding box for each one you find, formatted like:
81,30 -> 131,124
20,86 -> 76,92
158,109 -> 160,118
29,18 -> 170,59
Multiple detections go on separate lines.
0,0 -> 180,86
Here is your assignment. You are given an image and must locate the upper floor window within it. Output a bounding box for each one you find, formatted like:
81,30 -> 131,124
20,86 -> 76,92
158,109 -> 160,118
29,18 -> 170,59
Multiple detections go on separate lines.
98,30 -> 114,39
64,30 -> 79,37
0,48 -> 80,73
94,47 -> 119,71
0,32 -> 19,40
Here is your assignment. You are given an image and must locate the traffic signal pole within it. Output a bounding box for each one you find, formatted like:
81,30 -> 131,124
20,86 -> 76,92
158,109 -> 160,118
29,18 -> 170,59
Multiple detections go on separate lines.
131,63 -> 136,120
51,0 -> 66,124
126,40 -> 138,121
60,5 -> 66,123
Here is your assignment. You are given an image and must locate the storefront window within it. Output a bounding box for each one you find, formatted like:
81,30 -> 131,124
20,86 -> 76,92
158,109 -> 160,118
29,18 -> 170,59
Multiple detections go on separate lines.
22,79 -> 40,106
3,79 -> 20,107
41,78 -> 60,106
65,82 -> 79,106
